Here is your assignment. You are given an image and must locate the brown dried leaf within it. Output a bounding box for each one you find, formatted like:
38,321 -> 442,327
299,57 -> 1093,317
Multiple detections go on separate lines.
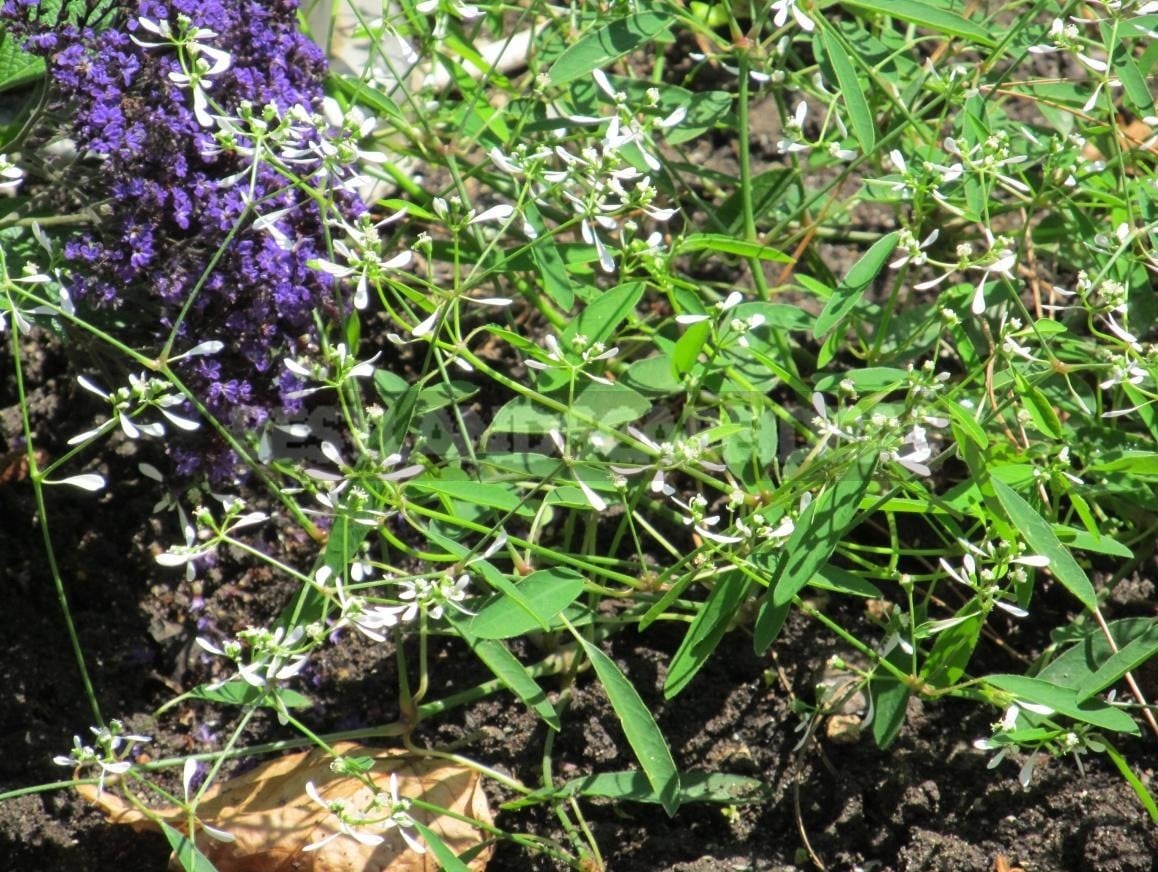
78,743 -> 492,872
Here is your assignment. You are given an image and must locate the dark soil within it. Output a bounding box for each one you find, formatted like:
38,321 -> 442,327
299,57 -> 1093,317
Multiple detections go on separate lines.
2,337 -> 1156,872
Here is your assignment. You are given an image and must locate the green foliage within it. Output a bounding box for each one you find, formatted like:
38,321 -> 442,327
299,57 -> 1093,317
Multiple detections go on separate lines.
9,0 -> 1158,864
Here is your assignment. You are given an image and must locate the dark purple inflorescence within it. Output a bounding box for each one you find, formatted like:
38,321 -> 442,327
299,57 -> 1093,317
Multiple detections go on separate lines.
5,0 -> 361,481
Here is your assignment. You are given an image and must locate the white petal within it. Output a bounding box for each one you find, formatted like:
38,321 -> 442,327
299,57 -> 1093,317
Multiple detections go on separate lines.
55,473 -> 106,491
469,204 -> 516,224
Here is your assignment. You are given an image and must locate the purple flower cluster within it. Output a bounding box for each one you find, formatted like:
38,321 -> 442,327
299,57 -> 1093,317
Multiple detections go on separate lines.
5,0 -> 361,480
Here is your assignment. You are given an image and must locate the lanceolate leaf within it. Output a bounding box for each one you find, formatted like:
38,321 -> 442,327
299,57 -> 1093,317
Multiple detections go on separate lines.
547,11 -> 673,85
813,232 -> 898,337
985,674 -> 1140,734
771,452 -> 877,609
840,0 -> 997,46
575,635 -> 681,815
469,567 -> 587,639
990,478 -> 1097,612
160,821 -> 219,872
819,28 -> 875,154
664,571 -> 751,699
504,770 -> 766,809
1075,621 -> 1158,703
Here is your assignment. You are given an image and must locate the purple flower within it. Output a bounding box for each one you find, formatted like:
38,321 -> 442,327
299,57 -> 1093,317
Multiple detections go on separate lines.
6,0 -> 365,481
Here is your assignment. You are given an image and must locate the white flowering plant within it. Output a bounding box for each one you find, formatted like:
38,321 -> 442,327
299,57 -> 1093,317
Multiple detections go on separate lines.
2,0 -> 1157,868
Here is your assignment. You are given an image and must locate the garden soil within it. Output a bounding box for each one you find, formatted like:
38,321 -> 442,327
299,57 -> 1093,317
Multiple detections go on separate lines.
1,336 -> 1156,872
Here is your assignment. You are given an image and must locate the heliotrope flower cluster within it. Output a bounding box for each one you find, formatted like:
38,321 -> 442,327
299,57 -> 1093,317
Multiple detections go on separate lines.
4,0 -> 365,480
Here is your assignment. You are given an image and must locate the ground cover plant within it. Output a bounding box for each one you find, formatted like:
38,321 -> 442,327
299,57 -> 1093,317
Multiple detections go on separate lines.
1,0 -> 1156,868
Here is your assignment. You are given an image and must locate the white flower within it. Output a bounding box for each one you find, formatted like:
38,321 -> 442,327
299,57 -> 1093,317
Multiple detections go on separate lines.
770,0 -> 815,31
0,155 -> 24,194
397,573 -> 474,622
303,780 -> 386,852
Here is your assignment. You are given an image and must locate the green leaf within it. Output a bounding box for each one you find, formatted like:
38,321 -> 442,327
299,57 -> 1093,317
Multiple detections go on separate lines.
870,668 -> 910,749
813,232 -> 899,337
471,635 -> 561,728
575,635 -> 681,815
572,381 -> 651,427
840,0 -> 997,46
675,234 -> 791,262
505,770 -> 765,809
186,681 -> 312,710
470,567 -> 587,639
524,202 -> 574,309
547,11 -> 673,85
753,453 -> 876,652
814,366 -> 907,393
160,822 -> 219,872
771,453 -> 876,609
989,478 -> 1097,612
410,821 -> 471,872
566,281 -> 643,347
664,572 -> 751,699
621,354 -> 682,396
1075,621 -> 1158,702
408,479 -> 535,519
1050,525 -> 1132,559
819,29 -> 875,154
1038,617 -> 1153,689
810,564 -> 883,598
751,596 -> 790,653
0,31 -> 44,93
672,320 -> 710,376
1101,738 -> 1158,823
985,674 -> 1140,734
1088,451 -> 1158,477
921,609 -> 982,687
1114,43 -> 1153,117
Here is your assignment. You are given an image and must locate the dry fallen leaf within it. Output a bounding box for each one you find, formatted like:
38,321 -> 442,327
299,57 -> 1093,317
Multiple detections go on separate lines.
78,742 -> 493,872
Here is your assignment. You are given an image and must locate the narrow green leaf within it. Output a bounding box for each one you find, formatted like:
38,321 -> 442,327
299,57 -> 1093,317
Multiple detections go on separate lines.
672,320 -> 710,376
1038,617 -> 1153,689
1101,738 -> 1158,822
1088,451 -> 1158,477
408,479 -> 535,518
819,29 -> 875,153
921,610 -> 983,688
160,822 -> 219,872
810,564 -> 883,598
1050,525 -> 1132,559
840,0 -> 997,46
505,770 -> 765,809
410,821 -> 471,872
186,681 -> 311,710
547,12 -> 673,85
943,399 -> 989,449
814,366 -> 907,393
1114,45 -> 1153,117
870,672 -> 910,749
1075,621 -> 1158,702
771,453 -> 877,607
470,568 -> 587,639
576,635 -> 681,815
675,234 -> 791,262
446,613 -> 560,728
524,202 -> 574,309
990,478 -> 1097,611
477,638 -> 561,728
985,674 -> 1140,734
664,572 -> 751,699
1013,373 -> 1061,438
752,595 -> 790,654
813,232 -> 899,337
